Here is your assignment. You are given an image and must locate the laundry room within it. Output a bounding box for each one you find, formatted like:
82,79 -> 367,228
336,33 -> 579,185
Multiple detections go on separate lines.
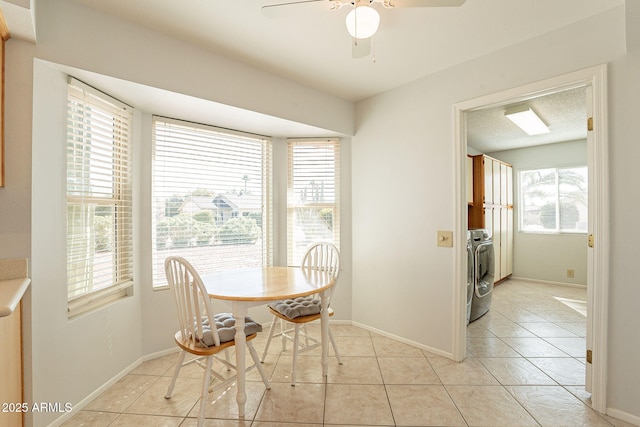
465,85 -> 589,316
459,84 -> 594,413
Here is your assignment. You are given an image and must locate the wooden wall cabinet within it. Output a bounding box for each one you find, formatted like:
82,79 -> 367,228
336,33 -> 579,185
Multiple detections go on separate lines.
0,259 -> 30,427
0,302 -> 23,427
468,154 -> 513,283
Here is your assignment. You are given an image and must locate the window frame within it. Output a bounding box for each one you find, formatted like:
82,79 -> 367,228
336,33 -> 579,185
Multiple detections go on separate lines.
287,138 -> 340,266
151,117 -> 273,289
66,78 -> 134,317
518,165 -> 588,235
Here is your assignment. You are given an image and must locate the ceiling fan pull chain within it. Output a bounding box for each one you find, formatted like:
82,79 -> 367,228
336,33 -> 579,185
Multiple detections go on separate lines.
372,37 -> 376,63
354,5 -> 359,38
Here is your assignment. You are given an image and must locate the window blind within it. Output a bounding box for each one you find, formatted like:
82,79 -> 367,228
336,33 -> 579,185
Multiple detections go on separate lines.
152,117 -> 272,288
66,78 -> 133,316
287,138 -> 340,266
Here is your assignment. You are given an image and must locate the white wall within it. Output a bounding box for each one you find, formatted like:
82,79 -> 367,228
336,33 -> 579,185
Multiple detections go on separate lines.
31,60 -> 145,427
607,45 -> 640,421
352,5 -> 640,421
32,1 -> 354,137
490,140 -> 588,285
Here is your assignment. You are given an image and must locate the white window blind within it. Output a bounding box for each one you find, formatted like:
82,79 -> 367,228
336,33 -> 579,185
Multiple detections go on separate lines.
152,117 -> 272,288
287,138 -> 340,266
66,78 -> 133,316
519,166 -> 588,233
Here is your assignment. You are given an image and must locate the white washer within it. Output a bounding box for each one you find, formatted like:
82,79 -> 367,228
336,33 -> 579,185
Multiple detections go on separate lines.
466,230 -> 474,324
469,228 -> 495,322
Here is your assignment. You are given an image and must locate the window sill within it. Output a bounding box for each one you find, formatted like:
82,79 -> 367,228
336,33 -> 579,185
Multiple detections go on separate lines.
519,230 -> 588,236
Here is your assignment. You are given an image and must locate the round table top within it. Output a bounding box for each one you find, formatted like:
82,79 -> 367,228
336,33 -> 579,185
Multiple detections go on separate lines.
202,266 -> 336,302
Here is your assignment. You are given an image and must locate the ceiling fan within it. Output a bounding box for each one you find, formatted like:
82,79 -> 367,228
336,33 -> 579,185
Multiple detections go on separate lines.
262,0 -> 467,58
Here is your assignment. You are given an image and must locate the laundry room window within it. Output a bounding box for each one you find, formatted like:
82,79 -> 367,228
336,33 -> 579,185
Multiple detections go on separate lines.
519,166 -> 588,233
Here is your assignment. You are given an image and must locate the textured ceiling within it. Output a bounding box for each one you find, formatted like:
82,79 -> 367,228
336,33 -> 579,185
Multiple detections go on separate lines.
466,86 -> 587,153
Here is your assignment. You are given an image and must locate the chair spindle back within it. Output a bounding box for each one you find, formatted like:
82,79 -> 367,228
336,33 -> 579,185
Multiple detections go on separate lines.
165,256 -> 221,348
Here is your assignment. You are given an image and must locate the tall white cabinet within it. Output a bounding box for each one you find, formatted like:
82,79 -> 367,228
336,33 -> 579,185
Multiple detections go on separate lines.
468,154 -> 513,283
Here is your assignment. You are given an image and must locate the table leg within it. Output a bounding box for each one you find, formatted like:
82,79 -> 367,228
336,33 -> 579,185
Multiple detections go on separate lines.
232,302 -> 248,417
320,290 -> 329,377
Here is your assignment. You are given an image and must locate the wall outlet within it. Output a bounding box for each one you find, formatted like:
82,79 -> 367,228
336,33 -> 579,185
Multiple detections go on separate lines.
567,269 -> 575,278
437,230 -> 453,247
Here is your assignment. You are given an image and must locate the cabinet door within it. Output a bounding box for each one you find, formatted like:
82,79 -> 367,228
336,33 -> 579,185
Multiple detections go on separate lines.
493,160 -> 501,206
483,158 -> 493,204
506,165 -> 513,206
0,304 -> 22,427
466,156 -> 473,204
492,207 -> 502,281
500,163 -> 508,206
500,207 -> 508,279
507,207 -> 514,275
484,206 -> 493,231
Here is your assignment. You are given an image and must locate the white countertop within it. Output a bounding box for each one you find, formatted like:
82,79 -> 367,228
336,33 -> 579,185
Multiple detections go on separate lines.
0,278 -> 31,317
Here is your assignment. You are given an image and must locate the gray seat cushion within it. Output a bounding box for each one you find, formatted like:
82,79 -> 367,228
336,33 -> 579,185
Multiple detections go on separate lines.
196,313 -> 262,347
269,296 -> 321,319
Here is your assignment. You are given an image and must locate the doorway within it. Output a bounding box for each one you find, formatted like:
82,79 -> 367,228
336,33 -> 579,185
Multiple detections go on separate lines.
452,65 -> 609,413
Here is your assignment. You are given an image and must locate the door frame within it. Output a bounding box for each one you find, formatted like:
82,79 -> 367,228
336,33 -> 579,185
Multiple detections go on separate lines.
452,64 -> 608,413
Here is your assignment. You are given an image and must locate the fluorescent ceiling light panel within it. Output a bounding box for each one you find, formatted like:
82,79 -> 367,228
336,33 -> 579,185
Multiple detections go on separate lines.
504,106 -> 550,136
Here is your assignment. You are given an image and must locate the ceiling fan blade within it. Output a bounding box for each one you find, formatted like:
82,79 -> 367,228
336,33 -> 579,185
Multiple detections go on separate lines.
262,0 -> 339,18
352,38 -> 371,59
388,0 -> 466,7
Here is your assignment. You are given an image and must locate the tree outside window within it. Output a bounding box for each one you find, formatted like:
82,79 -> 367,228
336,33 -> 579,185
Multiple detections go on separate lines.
519,167 -> 588,233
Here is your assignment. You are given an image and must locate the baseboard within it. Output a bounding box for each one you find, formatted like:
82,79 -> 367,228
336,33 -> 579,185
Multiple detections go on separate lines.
509,276 -> 587,289
263,318 -> 353,328
46,348 -> 179,427
268,317 -> 453,359
606,407 -> 640,426
350,320 -> 453,359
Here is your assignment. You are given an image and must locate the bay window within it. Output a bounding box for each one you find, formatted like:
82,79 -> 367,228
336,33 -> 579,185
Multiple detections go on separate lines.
152,118 -> 272,288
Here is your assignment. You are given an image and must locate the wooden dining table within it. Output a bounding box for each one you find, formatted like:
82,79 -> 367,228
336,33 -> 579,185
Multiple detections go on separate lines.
201,265 -> 336,417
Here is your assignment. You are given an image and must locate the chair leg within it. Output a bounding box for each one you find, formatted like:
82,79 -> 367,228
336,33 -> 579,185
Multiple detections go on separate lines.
198,356 -> 213,427
165,351 -> 186,399
291,324 -> 301,386
224,349 -> 231,371
328,328 -> 343,365
247,341 -> 271,389
302,324 -> 310,347
280,319 -> 288,352
261,316 -> 277,362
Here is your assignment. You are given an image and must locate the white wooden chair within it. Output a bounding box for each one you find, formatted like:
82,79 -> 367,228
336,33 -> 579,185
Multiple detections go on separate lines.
260,242 -> 343,385
164,256 -> 270,427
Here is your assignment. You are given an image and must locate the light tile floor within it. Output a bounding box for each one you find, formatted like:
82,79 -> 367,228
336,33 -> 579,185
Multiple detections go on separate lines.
62,279 -> 635,426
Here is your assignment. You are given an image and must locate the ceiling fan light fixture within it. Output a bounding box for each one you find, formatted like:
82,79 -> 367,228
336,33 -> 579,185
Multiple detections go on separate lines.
346,6 -> 380,39
504,106 -> 550,136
